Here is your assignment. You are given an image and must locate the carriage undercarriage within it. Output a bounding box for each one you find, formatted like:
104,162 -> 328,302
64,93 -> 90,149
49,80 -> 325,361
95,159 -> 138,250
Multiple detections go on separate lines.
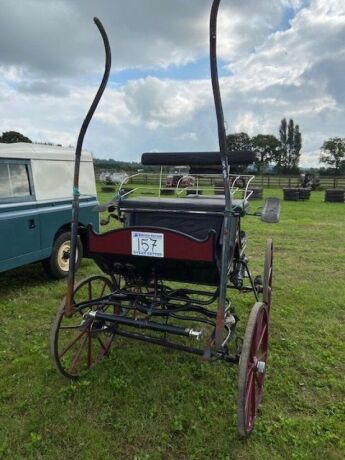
51,210 -> 274,436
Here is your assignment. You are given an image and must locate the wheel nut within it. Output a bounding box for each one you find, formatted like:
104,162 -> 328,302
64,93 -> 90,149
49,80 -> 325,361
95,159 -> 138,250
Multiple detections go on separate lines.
256,360 -> 266,374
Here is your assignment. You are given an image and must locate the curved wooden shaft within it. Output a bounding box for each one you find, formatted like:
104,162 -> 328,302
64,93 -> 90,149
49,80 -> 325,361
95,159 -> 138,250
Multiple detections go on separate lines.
210,0 -> 234,348
66,18 -> 112,314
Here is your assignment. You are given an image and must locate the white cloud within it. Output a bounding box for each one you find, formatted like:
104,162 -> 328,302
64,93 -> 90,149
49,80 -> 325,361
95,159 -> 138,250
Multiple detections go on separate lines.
1,0 -> 345,169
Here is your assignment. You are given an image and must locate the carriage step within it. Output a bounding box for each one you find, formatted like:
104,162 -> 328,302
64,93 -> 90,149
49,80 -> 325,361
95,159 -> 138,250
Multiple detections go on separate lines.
88,311 -> 203,340
261,197 -> 281,223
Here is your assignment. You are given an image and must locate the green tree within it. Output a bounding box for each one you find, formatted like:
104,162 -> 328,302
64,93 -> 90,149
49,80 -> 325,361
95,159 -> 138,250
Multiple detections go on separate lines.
251,134 -> 280,174
293,124 -> 302,168
320,137 -> 345,175
287,119 -> 294,167
226,132 -> 252,152
226,132 -> 253,173
277,118 -> 287,172
277,118 -> 302,172
0,131 -> 32,143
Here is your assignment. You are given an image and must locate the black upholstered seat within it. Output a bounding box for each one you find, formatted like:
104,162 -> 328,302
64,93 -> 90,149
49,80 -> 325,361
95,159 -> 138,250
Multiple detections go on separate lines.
119,196 -> 248,214
120,196 -> 248,240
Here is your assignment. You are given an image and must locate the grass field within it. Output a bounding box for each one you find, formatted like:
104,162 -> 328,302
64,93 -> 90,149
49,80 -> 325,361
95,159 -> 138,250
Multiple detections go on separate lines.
0,190 -> 344,459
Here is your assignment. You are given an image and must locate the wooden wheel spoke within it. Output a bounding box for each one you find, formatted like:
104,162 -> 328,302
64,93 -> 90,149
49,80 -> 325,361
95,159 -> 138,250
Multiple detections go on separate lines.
88,281 -> 92,300
96,334 -> 114,362
255,324 -> 267,355
52,275 -> 117,379
251,378 -> 256,419
69,333 -> 88,373
100,282 -> 108,297
87,330 -> 93,368
238,302 -> 269,437
254,369 -> 264,387
60,325 -> 84,330
257,350 -> 268,362
97,335 -> 107,352
245,370 -> 254,412
59,329 -> 87,359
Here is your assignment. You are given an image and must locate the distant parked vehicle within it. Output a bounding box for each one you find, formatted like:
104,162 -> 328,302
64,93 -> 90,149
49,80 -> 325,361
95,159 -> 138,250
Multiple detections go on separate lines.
99,170 -> 128,185
165,166 -> 194,188
99,171 -> 112,183
300,173 -> 320,190
0,143 -> 99,278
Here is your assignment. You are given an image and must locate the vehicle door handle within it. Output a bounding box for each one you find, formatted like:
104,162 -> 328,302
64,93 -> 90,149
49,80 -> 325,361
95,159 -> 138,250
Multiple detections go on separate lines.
28,219 -> 36,229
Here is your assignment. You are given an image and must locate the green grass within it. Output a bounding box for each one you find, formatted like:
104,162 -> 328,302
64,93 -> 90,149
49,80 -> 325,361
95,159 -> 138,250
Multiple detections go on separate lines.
1,190 -> 345,459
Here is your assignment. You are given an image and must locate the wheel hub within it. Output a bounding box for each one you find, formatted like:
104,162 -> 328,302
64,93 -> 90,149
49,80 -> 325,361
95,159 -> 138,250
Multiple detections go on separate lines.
256,360 -> 266,374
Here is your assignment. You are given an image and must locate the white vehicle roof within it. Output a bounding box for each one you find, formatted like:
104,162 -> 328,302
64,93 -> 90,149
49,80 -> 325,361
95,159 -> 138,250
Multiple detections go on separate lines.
0,142 -> 93,162
0,143 -> 96,200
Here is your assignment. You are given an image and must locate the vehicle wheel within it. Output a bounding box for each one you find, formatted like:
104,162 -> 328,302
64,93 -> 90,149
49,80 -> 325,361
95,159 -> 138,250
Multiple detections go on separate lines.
42,231 -> 83,280
237,302 -> 269,437
51,275 -> 115,379
234,177 -> 246,189
263,239 -> 273,313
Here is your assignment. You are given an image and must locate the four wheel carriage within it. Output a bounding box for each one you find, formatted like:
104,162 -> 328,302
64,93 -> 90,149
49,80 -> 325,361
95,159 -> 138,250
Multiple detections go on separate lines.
50,0 -> 280,437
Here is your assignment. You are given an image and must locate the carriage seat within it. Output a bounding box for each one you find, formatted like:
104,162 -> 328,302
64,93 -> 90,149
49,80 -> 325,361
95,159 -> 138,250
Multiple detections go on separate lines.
119,196 -> 248,213
120,196 -> 248,240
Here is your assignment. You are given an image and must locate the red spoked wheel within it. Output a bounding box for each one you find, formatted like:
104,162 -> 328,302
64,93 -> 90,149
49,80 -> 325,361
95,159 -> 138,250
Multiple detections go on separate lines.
51,275 -> 117,379
237,302 -> 269,437
263,239 -> 273,313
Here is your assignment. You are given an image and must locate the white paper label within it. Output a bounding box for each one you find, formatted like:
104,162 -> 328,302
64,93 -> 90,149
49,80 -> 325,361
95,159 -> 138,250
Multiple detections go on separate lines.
131,231 -> 164,258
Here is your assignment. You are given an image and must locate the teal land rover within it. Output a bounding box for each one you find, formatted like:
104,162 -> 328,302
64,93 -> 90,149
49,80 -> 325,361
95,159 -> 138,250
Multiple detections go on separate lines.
0,143 -> 99,279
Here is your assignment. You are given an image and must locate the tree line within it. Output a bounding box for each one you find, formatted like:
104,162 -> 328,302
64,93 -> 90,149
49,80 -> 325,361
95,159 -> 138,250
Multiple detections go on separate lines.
1,128 -> 345,175
227,118 -> 302,174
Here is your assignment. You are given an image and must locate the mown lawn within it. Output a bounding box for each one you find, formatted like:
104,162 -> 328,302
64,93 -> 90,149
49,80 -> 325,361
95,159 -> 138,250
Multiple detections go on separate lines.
0,190 -> 344,459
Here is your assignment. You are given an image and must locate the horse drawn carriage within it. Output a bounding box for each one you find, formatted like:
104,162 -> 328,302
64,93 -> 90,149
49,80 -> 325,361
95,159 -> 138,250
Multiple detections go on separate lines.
50,0 -> 280,436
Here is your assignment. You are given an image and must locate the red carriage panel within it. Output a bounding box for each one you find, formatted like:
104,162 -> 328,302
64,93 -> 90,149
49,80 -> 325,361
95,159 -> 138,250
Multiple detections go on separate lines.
88,226 -> 216,263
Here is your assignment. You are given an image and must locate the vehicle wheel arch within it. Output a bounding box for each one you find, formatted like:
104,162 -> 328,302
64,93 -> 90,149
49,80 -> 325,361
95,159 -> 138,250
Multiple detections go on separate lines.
53,222 -> 88,253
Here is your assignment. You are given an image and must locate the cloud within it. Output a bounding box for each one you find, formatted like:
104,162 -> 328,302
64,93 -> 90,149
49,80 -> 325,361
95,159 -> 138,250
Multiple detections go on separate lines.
1,0 -> 345,169
16,80 -> 69,97
0,0 -> 289,77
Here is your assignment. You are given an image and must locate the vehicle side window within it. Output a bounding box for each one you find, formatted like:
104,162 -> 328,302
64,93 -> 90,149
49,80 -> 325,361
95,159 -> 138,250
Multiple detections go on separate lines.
0,160 -> 34,202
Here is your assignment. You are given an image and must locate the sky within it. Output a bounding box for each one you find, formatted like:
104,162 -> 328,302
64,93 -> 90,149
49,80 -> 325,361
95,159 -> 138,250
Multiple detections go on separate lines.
1,0 -> 345,167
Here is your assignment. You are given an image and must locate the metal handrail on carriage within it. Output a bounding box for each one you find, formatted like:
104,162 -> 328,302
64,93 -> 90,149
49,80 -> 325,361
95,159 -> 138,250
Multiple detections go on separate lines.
114,170 -> 256,202
50,0 -> 281,437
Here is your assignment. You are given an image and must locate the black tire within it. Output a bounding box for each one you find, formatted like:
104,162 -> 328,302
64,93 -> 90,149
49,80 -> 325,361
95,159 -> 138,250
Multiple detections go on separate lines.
298,189 -> 310,200
325,189 -> 345,202
325,192 -> 344,197
325,196 -> 344,202
42,231 -> 83,280
283,190 -> 299,201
